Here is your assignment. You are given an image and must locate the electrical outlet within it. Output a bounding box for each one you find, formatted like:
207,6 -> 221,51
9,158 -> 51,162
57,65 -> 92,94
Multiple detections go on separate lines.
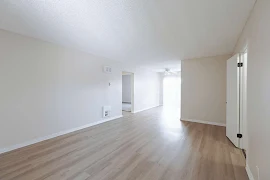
256,165 -> 260,180
103,106 -> 111,118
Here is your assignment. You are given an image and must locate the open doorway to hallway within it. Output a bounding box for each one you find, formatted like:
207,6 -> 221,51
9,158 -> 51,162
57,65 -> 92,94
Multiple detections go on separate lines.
122,72 -> 134,116
162,73 -> 181,119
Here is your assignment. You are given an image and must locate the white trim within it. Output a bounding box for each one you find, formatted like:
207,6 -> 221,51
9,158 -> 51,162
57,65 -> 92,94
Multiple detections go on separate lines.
132,105 -> 160,114
181,118 -> 226,127
0,115 -> 123,155
246,164 -> 255,180
239,52 -> 248,150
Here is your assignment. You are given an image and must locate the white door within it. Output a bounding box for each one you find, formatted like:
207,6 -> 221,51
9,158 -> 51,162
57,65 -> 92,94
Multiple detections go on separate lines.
226,54 -> 240,148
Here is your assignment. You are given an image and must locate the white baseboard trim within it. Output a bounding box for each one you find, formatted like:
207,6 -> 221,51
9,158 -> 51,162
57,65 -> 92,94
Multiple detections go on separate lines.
132,105 -> 160,114
246,164 -> 255,180
181,118 -> 226,127
0,115 -> 123,155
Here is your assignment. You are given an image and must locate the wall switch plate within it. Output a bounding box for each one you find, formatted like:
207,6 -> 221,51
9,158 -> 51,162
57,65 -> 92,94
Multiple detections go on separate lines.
103,66 -> 112,74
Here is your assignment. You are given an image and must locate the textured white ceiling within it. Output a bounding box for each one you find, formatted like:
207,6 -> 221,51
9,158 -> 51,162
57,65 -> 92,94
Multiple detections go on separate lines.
0,0 -> 255,70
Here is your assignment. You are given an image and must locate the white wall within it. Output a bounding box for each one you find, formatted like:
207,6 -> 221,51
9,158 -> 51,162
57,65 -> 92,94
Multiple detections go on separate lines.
0,30 -> 160,152
132,69 -> 160,112
122,75 -> 131,103
181,55 -> 231,125
234,1 -> 270,179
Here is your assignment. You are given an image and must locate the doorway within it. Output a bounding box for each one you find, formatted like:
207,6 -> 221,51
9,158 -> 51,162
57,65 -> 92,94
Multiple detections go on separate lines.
163,73 -> 181,119
122,72 -> 134,115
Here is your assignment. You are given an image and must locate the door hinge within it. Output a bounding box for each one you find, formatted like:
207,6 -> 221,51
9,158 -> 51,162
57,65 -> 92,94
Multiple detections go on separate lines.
237,133 -> 243,138
237,63 -> 243,67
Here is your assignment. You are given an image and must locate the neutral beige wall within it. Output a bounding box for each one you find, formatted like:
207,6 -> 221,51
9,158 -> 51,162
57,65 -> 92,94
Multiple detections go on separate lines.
0,29 -> 161,152
181,55 -> 231,125
234,0 -> 270,179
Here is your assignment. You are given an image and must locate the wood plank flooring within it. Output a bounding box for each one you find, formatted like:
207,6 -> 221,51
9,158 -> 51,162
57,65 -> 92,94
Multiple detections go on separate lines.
0,107 -> 248,180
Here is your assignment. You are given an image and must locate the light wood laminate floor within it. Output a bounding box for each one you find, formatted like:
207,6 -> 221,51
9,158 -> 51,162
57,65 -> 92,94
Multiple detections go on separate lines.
0,107 -> 248,180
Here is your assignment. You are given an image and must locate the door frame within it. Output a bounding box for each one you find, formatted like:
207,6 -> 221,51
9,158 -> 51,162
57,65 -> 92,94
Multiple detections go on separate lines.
122,71 -> 135,113
230,50 -> 248,150
239,49 -> 248,150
